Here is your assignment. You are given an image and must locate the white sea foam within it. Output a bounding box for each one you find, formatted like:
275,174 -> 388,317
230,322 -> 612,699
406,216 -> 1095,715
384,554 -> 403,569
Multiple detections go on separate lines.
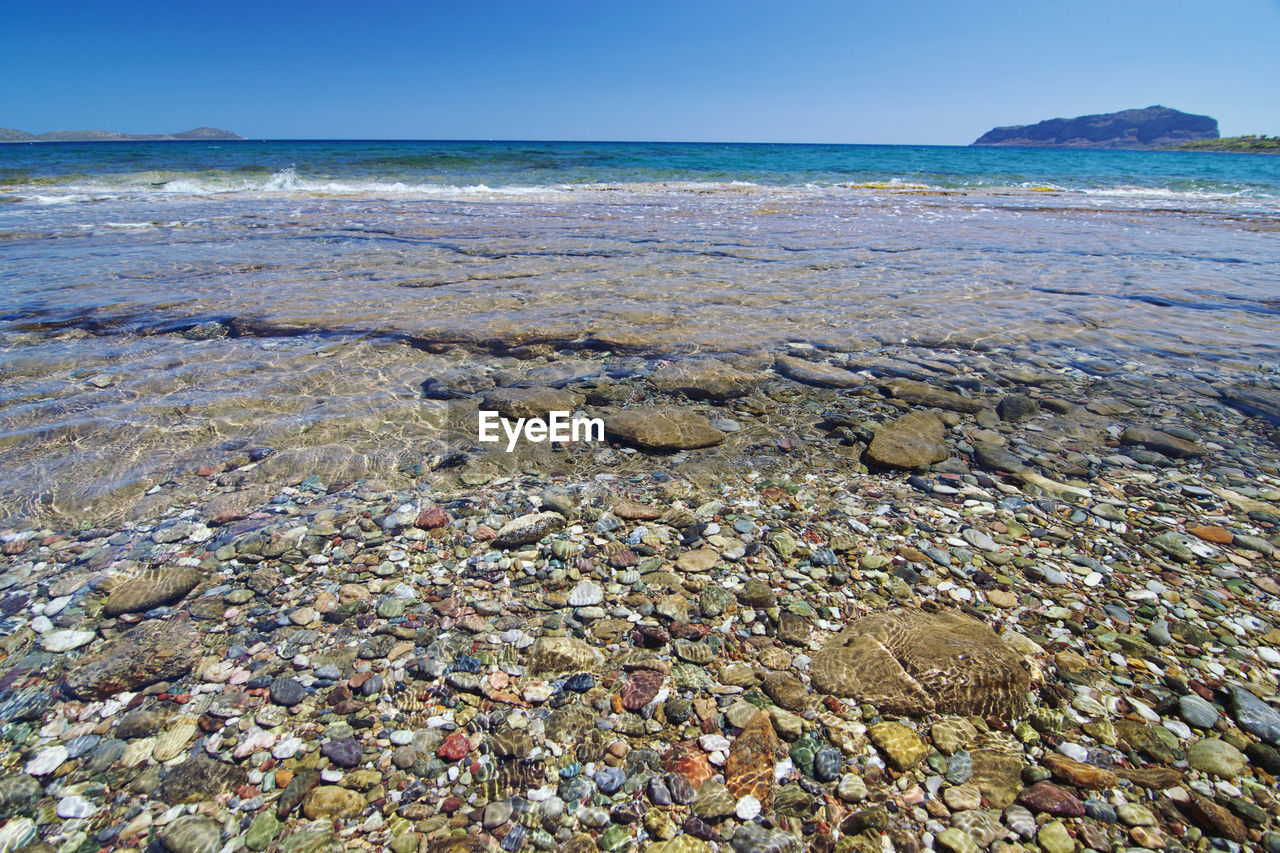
9,170 -> 1276,208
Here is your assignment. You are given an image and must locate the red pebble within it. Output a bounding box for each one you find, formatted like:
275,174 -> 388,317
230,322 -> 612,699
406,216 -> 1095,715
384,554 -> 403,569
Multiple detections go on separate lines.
473,525 -> 496,541
437,732 -> 471,761
415,506 -> 449,529
195,464 -> 217,477
440,796 -> 463,813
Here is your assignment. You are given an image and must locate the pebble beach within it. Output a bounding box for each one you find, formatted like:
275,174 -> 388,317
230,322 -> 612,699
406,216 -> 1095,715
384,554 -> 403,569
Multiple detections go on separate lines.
3,342 -> 1280,853
2,141 -> 1280,853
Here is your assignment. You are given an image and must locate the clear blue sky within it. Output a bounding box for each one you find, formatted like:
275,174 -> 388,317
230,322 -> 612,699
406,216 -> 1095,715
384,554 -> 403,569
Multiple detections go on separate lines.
4,0 -> 1277,143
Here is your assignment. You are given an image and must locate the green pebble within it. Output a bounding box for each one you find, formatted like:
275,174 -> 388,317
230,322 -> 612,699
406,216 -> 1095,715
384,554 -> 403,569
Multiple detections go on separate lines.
599,824 -> 633,852
245,812 -> 282,852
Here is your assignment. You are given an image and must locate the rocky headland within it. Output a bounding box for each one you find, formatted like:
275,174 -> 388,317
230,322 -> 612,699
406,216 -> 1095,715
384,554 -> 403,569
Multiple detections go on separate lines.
2,345 -> 1280,853
973,107 -> 1218,150
0,127 -> 242,143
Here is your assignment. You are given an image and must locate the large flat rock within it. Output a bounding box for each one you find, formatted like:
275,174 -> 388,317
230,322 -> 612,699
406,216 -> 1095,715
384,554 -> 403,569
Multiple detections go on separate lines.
882,378 -> 986,414
865,411 -> 948,469
62,618 -> 200,700
774,355 -> 865,389
605,407 -> 725,451
103,566 -> 202,616
650,359 -> 759,400
480,387 -> 583,419
810,608 -> 1030,717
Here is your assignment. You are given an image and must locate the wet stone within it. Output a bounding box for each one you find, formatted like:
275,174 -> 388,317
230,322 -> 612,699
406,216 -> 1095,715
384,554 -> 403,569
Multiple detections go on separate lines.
1017,781 -> 1084,818
270,676 -> 307,707
1179,693 -> 1221,729
160,814 -> 222,853
321,738 -> 363,768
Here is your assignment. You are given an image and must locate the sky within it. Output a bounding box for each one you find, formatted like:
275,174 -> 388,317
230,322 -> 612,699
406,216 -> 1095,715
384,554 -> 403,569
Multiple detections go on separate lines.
3,0 -> 1278,144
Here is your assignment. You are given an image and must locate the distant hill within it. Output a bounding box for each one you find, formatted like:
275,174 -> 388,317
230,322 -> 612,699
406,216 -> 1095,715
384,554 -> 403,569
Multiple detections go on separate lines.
0,126 -> 242,143
1174,135 -> 1279,154
973,106 -> 1218,149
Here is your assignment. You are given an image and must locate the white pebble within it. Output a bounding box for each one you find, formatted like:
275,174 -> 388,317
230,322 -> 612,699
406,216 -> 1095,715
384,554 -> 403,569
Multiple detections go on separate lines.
57,795 -> 96,819
40,630 -> 96,652
1057,742 -> 1089,762
735,795 -> 761,820
26,745 -> 68,776
271,736 -> 303,760
698,734 -> 731,752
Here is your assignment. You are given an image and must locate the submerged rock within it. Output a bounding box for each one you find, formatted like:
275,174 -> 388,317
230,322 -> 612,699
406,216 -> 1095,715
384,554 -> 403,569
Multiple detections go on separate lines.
103,566 -> 202,615
605,407 -> 726,451
809,608 -> 1030,717
650,359 -> 759,400
61,618 -> 200,699
865,410 -> 949,469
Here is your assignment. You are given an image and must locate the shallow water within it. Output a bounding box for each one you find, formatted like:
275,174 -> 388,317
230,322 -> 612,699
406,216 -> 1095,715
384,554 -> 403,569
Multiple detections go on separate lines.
2,141 -> 1278,521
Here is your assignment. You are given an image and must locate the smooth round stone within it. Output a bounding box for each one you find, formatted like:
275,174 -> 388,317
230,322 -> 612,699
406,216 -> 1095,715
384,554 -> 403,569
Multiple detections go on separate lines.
1083,799 -> 1117,823
567,581 -> 603,608
65,734 -> 101,759
814,748 -> 842,782
389,730 -> 414,746
272,736 -> 304,760
1163,718 -> 1193,740
698,734 -> 731,752
594,766 -> 627,796
735,795 -> 761,820
1038,568 -> 1069,585
1187,738 -> 1246,778
269,677 -> 307,707
41,630 -> 96,652
254,705 -> 287,729
838,774 -> 868,803
1102,604 -> 1130,624
1056,742 -> 1089,762
484,801 -> 514,829
1178,694 -> 1221,729
648,776 -> 672,806
577,806 -> 609,828
321,738 -> 363,768
314,664 -> 342,681
57,794 -> 97,818
25,745 -> 68,776
945,751 -> 973,785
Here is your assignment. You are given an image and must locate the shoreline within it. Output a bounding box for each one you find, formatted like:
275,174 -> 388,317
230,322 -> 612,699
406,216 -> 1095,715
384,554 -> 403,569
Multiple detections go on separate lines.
2,356 -> 1279,852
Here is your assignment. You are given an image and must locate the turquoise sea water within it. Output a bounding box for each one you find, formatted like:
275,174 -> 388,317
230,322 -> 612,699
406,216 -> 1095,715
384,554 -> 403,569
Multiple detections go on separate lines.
3,139 -> 1280,197
1,140 -> 1278,519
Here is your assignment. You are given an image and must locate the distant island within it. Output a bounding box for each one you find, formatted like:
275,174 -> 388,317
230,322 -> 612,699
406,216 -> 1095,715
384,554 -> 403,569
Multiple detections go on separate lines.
0,126 -> 242,143
972,106 -> 1217,149
1174,135 -> 1279,154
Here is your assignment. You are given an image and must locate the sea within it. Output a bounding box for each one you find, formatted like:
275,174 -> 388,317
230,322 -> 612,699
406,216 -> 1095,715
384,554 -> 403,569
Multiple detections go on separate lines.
1,140 -> 1278,521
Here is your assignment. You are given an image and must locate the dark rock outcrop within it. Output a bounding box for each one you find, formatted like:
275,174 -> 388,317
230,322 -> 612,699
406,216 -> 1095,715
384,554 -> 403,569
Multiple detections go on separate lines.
973,106 -> 1217,149
0,126 -> 242,143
